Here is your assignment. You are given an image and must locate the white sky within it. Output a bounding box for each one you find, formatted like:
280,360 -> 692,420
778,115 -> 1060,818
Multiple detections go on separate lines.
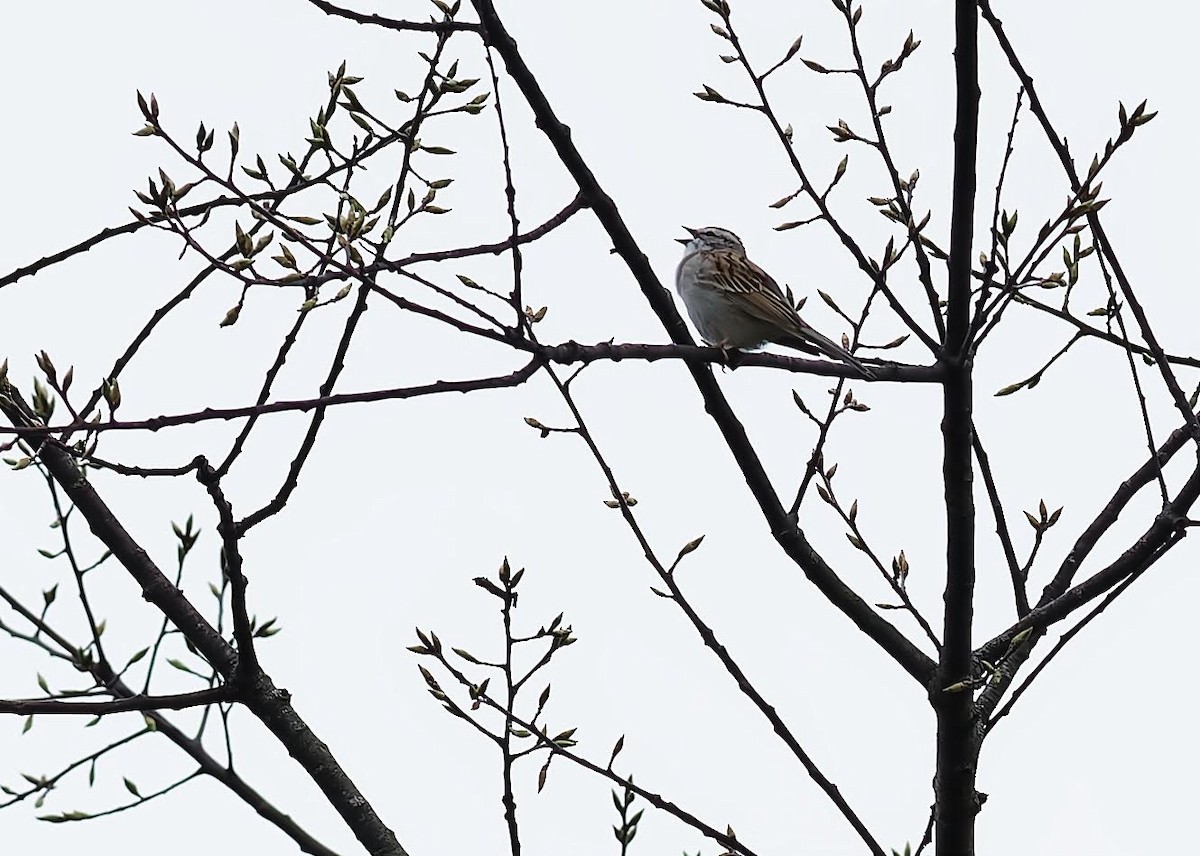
1,2 -> 1198,854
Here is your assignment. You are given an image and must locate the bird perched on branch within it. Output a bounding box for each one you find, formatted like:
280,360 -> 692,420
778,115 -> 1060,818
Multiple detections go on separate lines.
674,226 -> 874,379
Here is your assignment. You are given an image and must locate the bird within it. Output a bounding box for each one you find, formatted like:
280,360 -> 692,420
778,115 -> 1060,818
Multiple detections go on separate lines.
674,226 -> 875,379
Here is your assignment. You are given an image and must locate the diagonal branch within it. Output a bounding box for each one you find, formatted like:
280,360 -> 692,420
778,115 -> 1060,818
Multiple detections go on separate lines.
840,5 -> 946,341
1010,293 -> 1200,369
470,0 -> 935,686
972,426 -> 1028,616
978,0 -> 1200,440
0,382 -> 407,856
539,364 -> 886,855
2,362 -> 544,438
1037,420 -> 1195,608
981,459 -> 1199,662
716,6 -> 940,352
981,559 -> 1150,734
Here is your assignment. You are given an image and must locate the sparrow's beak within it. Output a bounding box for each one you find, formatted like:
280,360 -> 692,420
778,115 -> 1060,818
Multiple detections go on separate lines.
675,226 -> 698,245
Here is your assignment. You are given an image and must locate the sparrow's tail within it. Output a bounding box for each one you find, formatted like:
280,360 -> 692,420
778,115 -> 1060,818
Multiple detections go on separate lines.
780,328 -> 876,380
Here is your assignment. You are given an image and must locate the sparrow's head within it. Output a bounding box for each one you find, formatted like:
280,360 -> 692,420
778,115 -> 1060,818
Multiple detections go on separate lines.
676,226 -> 745,254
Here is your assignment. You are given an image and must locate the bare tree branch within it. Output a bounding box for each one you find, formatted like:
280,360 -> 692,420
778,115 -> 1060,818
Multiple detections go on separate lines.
934,3 -> 982,854
979,0 -> 1200,441
471,0 -> 936,686
0,688 -> 233,716
0,381 -> 408,856
306,0 -> 481,33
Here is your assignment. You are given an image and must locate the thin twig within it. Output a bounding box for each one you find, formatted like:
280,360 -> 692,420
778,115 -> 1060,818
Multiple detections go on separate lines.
972,427 -> 1028,616
537,363 -> 887,856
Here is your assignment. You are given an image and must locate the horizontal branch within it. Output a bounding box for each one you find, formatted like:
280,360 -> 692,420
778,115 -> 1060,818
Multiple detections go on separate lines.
529,341 -> 940,381
306,0 -> 481,32
4,350 -> 940,440
0,687 -> 233,716
2,360 -> 543,436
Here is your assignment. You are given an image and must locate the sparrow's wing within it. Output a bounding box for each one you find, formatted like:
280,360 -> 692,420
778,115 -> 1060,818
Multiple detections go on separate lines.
706,250 -> 875,378
705,250 -> 805,332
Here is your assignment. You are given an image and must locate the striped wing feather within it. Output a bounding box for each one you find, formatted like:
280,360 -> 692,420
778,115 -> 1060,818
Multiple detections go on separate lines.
707,249 -> 817,339
693,247 -> 875,379
708,251 -> 800,326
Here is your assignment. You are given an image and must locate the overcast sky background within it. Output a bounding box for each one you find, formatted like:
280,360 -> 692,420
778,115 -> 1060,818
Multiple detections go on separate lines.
2,2 -> 1198,854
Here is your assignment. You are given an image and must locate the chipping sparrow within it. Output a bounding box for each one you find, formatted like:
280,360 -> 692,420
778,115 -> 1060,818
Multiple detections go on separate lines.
674,226 -> 874,379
